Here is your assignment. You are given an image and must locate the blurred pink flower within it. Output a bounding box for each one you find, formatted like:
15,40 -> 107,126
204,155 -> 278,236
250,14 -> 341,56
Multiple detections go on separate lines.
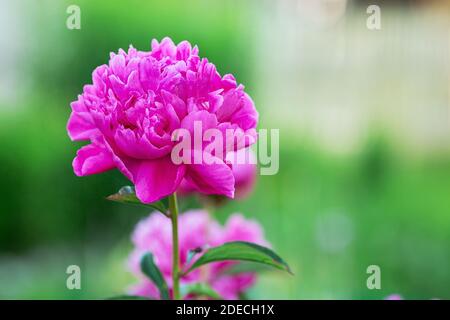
127,210 -> 268,299
179,148 -> 257,199
67,37 -> 258,203
385,294 -> 403,300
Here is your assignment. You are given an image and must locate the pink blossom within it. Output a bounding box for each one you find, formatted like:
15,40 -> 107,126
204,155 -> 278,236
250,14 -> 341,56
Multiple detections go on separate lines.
67,37 -> 258,203
179,148 -> 257,199
127,210 -> 268,299
385,294 -> 403,300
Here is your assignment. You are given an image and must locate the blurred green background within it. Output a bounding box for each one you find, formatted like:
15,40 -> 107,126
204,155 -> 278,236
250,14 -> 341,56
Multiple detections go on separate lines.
0,0 -> 449,299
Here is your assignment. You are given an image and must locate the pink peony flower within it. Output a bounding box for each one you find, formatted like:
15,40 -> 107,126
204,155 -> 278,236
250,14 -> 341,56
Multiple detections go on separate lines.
178,148 -> 257,199
67,37 -> 258,203
127,210 -> 268,299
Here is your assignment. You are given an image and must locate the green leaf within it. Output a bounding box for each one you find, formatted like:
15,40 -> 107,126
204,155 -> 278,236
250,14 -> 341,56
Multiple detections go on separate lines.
185,241 -> 293,275
224,261 -> 273,275
140,252 -> 170,300
107,295 -> 151,300
106,186 -> 169,216
181,283 -> 222,299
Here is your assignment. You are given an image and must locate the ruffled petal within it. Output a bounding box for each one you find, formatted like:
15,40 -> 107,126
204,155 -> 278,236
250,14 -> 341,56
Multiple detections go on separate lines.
184,151 -> 235,198
229,92 -> 259,131
114,128 -> 171,159
180,110 -> 218,138
216,88 -> 258,131
124,156 -> 186,203
67,111 -> 99,141
72,143 -> 115,176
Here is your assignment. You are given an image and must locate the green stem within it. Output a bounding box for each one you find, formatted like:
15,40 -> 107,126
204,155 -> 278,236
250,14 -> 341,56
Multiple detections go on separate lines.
168,192 -> 180,300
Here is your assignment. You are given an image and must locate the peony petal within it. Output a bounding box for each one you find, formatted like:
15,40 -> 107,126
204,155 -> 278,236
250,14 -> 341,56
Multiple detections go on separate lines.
67,111 -> 99,141
180,110 -> 218,136
176,41 -> 193,61
70,95 -> 89,112
229,92 -> 259,130
217,122 -> 257,153
221,74 -> 237,90
226,149 -> 257,198
72,143 -> 115,176
108,74 -> 128,100
114,128 -> 171,160
126,70 -> 143,93
217,89 -> 258,131
109,53 -> 126,80
138,56 -> 160,91
161,90 -> 187,119
125,156 -> 186,203
184,151 -> 235,198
